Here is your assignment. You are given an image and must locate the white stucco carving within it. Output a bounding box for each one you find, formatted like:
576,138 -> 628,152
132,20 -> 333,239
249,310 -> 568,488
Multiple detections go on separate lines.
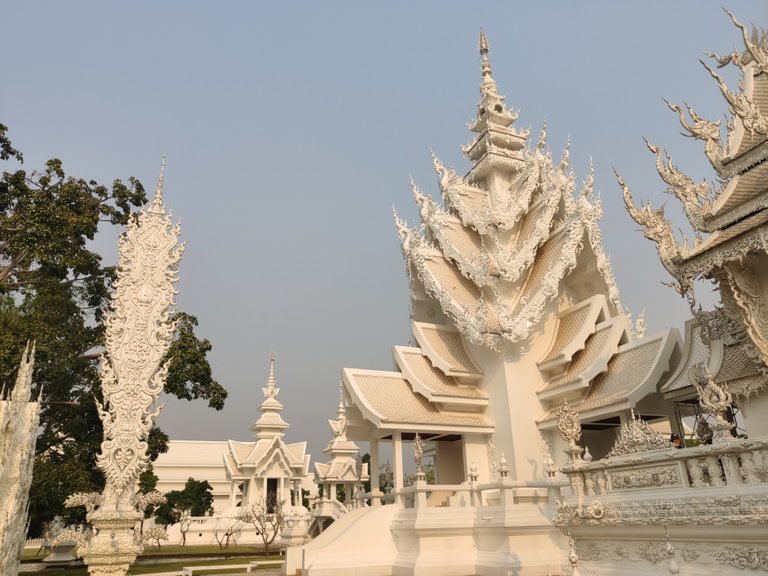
607,410 -> 671,457
0,345 -> 38,576
79,158 -> 183,576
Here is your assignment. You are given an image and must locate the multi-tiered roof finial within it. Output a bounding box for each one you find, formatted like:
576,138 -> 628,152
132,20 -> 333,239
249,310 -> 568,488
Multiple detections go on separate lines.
476,30 -> 502,104
150,154 -> 167,213
478,30 -> 495,92
263,351 -> 278,400
336,380 -> 345,420
251,352 -> 289,439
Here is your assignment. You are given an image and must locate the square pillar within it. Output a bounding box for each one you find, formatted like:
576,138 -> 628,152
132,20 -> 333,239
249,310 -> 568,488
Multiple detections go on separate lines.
370,438 -> 380,493
393,431 -> 403,490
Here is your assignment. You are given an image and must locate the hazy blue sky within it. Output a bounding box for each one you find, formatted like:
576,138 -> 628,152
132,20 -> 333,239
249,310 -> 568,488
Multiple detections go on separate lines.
2,2 -> 765,458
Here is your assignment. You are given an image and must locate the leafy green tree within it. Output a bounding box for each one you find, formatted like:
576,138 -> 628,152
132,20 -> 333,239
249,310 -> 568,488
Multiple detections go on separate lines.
0,124 -> 227,536
155,477 -> 214,526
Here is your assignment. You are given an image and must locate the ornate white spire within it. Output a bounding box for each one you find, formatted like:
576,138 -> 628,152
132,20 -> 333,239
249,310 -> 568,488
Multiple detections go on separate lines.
322,382 -> 360,456
262,351 -> 279,401
251,352 -> 289,439
149,155 -> 167,214
336,379 -> 345,420
478,30 -> 497,97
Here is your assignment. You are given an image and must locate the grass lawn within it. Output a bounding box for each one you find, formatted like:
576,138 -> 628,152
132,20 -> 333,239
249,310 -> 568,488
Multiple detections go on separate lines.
23,545 -> 277,560
21,546 -> 283,575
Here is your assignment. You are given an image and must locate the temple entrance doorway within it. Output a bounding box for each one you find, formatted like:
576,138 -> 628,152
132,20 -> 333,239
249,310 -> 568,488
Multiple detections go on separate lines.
267,478 -> 278,511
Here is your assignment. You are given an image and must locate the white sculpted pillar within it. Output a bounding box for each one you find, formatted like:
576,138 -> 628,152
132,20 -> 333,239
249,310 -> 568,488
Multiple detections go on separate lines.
393,431 -> 403,490
0,346 -> 38,576
80,159 -> 183,576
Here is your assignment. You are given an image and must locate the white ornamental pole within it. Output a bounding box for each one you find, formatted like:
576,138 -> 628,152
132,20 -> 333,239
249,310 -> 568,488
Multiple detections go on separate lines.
80,158 -> 183,576
0,344 -> 38,576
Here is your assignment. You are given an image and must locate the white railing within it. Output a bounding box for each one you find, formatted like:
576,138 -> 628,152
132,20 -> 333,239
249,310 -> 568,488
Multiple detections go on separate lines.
356,477 -> 566,510
560,437 -> 768,497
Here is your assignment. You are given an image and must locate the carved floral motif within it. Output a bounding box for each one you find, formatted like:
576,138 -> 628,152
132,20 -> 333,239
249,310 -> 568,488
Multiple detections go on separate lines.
714,546 -> 768,570
570,540 -> 768,572
555,494 -> 768,528
607,465 -> 682,490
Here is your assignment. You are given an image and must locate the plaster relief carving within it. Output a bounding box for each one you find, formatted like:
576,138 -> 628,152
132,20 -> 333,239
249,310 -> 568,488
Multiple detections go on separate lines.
80,159 -> 183,576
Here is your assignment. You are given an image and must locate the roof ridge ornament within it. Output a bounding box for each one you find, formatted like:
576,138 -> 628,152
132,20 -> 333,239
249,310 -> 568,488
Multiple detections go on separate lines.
663,99 -> 725,172
700,59 -> 768,136
723,9 -> 768,73
616,170 -> 686,292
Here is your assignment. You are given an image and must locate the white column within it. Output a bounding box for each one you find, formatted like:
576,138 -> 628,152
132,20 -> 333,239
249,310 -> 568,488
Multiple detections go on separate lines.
228,481 -> 237,507
249,477 -> 258,505
370,438 -> 380,494
393,431 -> 403,490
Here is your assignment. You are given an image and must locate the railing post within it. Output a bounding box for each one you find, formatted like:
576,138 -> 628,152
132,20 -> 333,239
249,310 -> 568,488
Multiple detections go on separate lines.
414,480 -> 427,508
469,462 -> 479,506
705,456 -> 725,486
721,453 -> 743,485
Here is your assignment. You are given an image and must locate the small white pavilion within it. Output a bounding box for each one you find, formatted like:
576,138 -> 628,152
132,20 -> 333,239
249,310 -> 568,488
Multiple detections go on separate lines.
314,387 -> 369,506
223,353 -> 312,508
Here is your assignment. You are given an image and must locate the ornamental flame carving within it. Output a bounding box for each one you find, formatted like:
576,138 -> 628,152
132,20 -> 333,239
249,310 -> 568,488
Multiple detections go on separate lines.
607,410 -> 671,457
620,13 -> 768,381
80,158 -> 183,576
394,31 -> 621,351
0,345 -> 38,576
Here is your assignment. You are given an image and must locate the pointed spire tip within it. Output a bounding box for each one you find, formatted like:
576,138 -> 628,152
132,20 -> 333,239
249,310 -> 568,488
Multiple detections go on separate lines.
478,29 -> 489,55
152,154 -> 167,209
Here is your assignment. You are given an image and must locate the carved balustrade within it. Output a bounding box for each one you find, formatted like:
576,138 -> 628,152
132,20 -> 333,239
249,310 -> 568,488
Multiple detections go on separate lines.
373,478 -> 567,510
560,437 -> 768,499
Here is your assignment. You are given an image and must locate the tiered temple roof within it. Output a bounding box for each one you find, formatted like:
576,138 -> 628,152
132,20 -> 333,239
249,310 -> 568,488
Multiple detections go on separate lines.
535,294 -> 677,425
621,13 -> 768,387
341,31 -> 683,450
538,329 -> 677,427
661,317 -> 766,400
395,31 -> 621,351
343,320 -> 491,436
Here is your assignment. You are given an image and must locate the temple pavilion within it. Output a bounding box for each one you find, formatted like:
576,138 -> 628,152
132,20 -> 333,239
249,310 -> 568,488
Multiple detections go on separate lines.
223,353 -> 312,508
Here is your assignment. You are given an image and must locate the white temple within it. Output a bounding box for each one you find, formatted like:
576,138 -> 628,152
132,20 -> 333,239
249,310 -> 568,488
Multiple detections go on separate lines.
286,19 -> 768,576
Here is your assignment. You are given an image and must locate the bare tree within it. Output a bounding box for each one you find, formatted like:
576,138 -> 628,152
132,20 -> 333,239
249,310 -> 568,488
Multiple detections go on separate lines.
236,496 -> 285,556
213,514 -> 242,549
175,509 -> 192,546
141,526 -> 168,550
